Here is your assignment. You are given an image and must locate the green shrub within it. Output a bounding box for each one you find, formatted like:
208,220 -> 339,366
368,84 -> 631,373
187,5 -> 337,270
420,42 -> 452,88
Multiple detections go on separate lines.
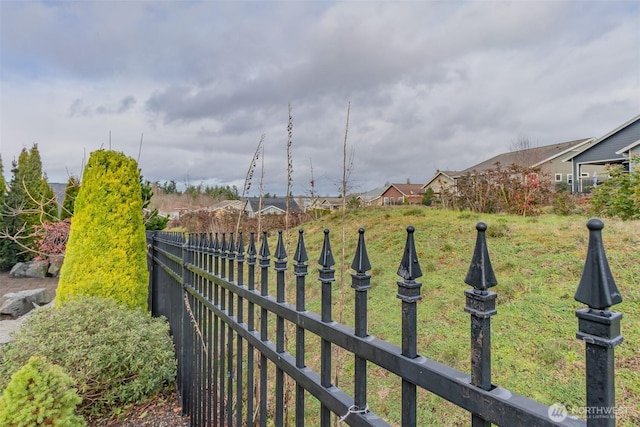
0,356 -> 85,426
56,150 -> 149,310
0,297 -> 176,418
591,161 -> 640,220
422,187 -> 435,206
551,186 -> 577,216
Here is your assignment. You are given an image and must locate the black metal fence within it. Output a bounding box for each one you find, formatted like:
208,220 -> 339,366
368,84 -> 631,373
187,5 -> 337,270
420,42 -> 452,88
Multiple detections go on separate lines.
146,218 -> 623,427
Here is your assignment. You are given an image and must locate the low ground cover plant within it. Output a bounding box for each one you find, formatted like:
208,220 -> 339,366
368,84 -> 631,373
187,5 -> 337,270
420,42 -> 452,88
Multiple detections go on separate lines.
0,297 -> 176,419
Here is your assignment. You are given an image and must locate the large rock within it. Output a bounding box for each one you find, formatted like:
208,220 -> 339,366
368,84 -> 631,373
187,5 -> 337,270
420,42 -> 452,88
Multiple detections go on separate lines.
9,261 -> 50,278
0,288 -> 52,318
48,254 -> 65,277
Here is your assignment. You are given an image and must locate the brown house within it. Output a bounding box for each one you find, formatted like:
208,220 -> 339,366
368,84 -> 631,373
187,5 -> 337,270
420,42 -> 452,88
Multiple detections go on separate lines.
373,184 -> 424,206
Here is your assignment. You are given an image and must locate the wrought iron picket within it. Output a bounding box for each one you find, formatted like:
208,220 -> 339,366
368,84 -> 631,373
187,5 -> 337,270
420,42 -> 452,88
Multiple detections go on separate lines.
147,218 -> 624,427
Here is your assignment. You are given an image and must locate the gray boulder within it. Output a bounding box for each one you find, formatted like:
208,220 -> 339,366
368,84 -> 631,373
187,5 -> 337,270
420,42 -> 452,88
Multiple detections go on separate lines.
0,288 -> 53,318
9,261 -> 50,278
48,254 -> 65,277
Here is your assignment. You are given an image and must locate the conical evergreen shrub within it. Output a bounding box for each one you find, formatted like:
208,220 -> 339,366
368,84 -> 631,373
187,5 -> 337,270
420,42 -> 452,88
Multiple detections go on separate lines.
56,150 -> 148,310
0,356 -> 85,426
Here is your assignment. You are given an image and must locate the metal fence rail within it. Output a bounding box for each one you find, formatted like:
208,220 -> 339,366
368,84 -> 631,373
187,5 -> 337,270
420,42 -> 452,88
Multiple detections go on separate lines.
146,218 -> 623,427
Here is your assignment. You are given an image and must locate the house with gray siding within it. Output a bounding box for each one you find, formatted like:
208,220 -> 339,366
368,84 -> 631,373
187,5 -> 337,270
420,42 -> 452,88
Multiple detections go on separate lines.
563,114 -> 640,193
616,139 -> 640,172
452,138 -> 594,189
244,197 -> 301,218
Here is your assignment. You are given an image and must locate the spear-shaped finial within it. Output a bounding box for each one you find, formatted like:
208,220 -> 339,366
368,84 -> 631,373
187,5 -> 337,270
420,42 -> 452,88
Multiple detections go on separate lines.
318,229 -> 335,268
237,231 -> 244,256
260,231 -> 270,259
351,228 -> 371,274
294,229 -> 308,263
213,232 -> 220,252
275,230 -> 287,261
221,233 -> 227,257
247,232 -> 256,258
574,218 -> 622,310
397,226 -> 422,280
465,222 -> 497,293
228,232 -> 235,255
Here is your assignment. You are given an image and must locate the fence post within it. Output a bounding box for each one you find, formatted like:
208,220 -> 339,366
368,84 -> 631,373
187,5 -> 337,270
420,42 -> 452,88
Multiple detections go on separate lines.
226,233 -> 235,427
396,226 -> 422,427
274,230 -> 288,426
236,232 -> 245,427
181,233 -> 193,417
219,233 -> 228,425
574,218 -> 623,427
351,228 -> 372,418
212,232 -> 220,427
246,232 -> 257,427
148,230 -> 158,315
294,229 -> 309,427
318,229 -> 336,427
464,222 -> 498,427
259,231 -> 271,427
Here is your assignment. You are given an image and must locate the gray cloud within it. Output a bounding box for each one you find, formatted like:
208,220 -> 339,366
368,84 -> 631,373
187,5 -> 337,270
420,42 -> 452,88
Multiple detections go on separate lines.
68,96 -> 137,117
2,1 -> 639,197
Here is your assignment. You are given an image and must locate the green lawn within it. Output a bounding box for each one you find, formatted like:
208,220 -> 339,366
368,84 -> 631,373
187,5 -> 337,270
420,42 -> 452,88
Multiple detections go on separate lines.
271,206 -> 639,426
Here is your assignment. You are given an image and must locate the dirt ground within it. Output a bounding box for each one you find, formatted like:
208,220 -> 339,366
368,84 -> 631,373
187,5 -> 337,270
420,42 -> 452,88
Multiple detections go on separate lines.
0,271 -> 59,298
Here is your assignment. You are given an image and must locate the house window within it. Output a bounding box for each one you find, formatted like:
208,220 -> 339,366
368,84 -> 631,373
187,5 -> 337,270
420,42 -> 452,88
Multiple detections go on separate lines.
555,173 -> 562,182
581,172 -> 590,178
383,197 -> 389,206
567,174 -> 573,184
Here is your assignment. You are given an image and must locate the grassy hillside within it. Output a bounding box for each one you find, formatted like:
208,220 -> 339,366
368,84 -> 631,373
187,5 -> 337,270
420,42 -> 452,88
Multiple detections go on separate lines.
272,206 -> 639,426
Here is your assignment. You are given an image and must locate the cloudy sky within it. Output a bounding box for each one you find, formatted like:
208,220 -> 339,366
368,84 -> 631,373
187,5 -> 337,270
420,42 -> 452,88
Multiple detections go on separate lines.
1,1 -> 639,197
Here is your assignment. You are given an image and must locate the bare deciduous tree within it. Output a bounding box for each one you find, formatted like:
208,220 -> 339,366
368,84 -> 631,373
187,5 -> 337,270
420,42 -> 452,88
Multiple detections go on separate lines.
510,136 -> 539,167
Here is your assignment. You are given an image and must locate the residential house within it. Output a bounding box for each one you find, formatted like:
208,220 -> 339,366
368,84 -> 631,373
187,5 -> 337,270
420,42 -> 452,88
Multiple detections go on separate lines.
354,186 -> 386,207
243,197 -> 301,218
294,196 -> 315,212
455,139 -> 594,186
374,184 -> 424,206
616,139 -> 640,172
209,199 -> 245,213
563,114 -> 640,193
422,170 -> 459,197
308,197 -> 345,211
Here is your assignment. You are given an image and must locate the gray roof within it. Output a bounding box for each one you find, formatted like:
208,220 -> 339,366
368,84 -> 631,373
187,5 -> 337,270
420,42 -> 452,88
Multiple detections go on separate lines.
458,139 -> 592,175
245,197 -> 301,213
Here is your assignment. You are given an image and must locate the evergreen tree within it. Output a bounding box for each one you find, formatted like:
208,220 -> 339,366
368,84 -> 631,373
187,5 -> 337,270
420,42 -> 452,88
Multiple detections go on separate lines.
60,176 -> 80,220
56,150 -> 149,310
0,154 -> 5,206
0,156 -> 7,269
141,177 -> 168,231
1,144 -> 57,268
0,154 -> 5,223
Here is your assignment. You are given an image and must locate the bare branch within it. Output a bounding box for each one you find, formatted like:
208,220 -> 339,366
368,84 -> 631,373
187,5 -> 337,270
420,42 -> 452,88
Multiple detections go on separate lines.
286,103 -> 293,232
236,134 -> 264,235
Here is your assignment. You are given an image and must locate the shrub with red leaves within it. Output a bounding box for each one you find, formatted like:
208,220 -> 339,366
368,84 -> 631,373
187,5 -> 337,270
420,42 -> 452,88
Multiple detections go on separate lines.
33,219 -> 71,260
